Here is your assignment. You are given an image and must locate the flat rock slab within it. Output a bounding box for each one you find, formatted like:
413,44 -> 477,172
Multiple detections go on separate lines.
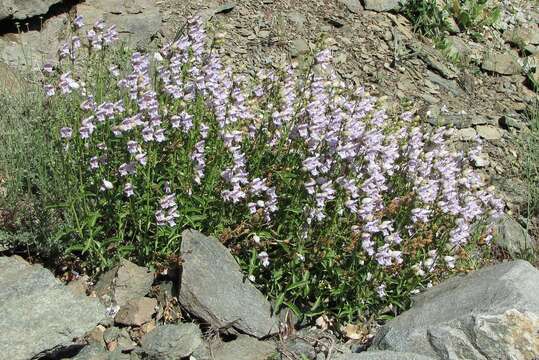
179,230 -> 279,338
372,260 -> 539,359
0,256 -> 106,360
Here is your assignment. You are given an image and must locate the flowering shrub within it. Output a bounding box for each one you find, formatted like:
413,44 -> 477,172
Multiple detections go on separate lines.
40,16 -> 504,324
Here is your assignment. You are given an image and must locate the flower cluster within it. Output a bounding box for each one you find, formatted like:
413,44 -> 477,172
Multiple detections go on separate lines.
43,15 -> 505,323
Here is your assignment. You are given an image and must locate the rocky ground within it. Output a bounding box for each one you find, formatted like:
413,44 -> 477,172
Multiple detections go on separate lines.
2,231 -> 539,360
1,0 -> 539,359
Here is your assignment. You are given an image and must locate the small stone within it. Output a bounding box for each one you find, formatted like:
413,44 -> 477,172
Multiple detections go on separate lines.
86,325 -> 106,346
500,114 -> 525,130
211,335 -> 277,360
340,351 -> 436,359
338,0 -> 362,13
363,0 -> 402,12
326,16 -> 346,28
67,275 -> 90,296
481,52 -> 522,75
289,39 -> 310,57
446,17 -> 460,33
454,127 -> 477,141
446,36 -> 471,59
115,297 -> 157,326
283,337 -> 316,359
287,12 -> 306,30
476,125 -> 503,140
103,326 -> 123,344
94,259 -> 154,308
472,152 -> 490,168
213,3 -> 236,14
504,25 -> 539,46
141,323 -> 203,360
71,343 -> 110,360
492,214 -> 535,255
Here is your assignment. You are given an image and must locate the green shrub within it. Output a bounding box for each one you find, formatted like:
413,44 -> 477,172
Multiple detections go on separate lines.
402,0 -> 500,40
1,16 -> 505,326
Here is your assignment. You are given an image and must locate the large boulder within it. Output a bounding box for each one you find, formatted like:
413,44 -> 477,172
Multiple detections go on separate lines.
372,260 -> 539,359
179,230 -> 279,338
0,256 -> 106,360
0,0 -> 60,21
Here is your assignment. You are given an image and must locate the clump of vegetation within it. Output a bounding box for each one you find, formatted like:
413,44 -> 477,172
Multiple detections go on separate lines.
1,16 -> 505,326
402,0 -> 500,40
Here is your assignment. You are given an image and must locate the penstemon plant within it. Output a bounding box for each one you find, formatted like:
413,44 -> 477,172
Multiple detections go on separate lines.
41,15 -> 504,324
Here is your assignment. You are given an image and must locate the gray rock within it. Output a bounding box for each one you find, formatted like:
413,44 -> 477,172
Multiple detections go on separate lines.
141,323 -> 203,360
114,297 -> 157,326
426,71 -> 464,96
410,42 -> 459,79
446,36 -> 471,59
72,344 -> 109,360
372,260 -> 539,359
423,106 -> 495,129
0,0 -> 60,21
481,52 -> 522,75
363,0 -> 402,12
452,127 -> 477,141
213,3 -> 236,15
0,13 -> 65,67
492,214 -> 535,255
0,256 -> 106,360
289,38 -> 310,57
287,11 -> 306,30
282,337 -> 316,359
504,26 -> 539,46
179,230 -> 279,338
500,114 -> 525,130
338,0 -> 362,13
445,17 -> 460,34
339,351 -> 435,360
476,125 -> 503,140
211,335 -> 277,360
94,258 -> 154,308
76,0 -> 161,47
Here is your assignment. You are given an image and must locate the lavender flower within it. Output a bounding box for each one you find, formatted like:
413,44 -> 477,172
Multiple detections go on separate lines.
73,15 -> 84,29
155,193 -> 179,226
44,84 -> 55,97
60,127 -> 72,139
124,183 -> 134,197
100,179 -> 113,191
